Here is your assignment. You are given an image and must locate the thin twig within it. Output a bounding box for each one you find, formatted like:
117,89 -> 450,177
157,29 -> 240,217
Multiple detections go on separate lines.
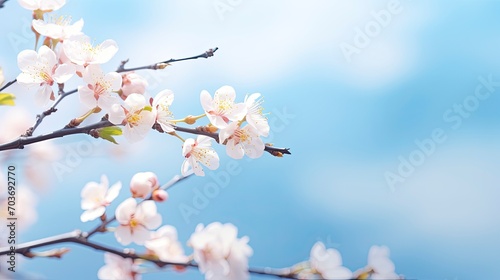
173,125 -> 292,156
0,78 -> 16,91
0,230 -> 299,279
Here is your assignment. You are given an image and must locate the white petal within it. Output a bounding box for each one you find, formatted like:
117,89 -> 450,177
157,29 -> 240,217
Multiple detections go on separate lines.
226,139 -> 244,159
35,85 -> 53,107
108,104 -> 126,125
181,158 -> 191,176
115,198 -> 136,224
191,158 -> 205,176
17,49 -> 39,72
80,207 -> 105,222
38,45 -> 57,68
219,122 -> 238,143
228,102 -> 247,121
105,182 -> 122,203
53,63 -> 75,83
105,72 -> 122,91
153,89 -> 174,107
124,93 -> 146,110
200,90 -> 214,112
182,138 -> 195,157
214,85 -> 236,103
115,225 -> 133,245
95,39 -> 118,64
130,226 -> 151,245
97,93 -> 120,111
78,86 -> 98,109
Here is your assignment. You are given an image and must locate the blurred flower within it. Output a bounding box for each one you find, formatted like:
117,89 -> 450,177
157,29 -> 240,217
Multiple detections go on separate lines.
244,93 -> 269,137
310,242 -> 352,279
152,89 -> 175,133
129,172 -> 158,199
200,86 -> 246,129
182,135 -> 219,176
115,198 -> 162,245
0,181 -> 38,232
0,67 -> 4,86
109,93 -> 155,142
219,122 -> 264,159
189,222 -> 253,280
16,45 -> 75,106
63,35 -> 118,66
32,16 -> 84,41
80,175 -> 121,222
78,64 -> 121,110
120,72 -> 148,100
0,107 -> 31,144
97,253 -> 141,280
24,141 -> 62,190
18,0 -> 66,12
367,245 -> 399,279
145,225 -> 188,263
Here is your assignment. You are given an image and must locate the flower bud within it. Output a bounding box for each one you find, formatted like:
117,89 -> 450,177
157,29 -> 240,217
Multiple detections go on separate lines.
152,189 -> 168,202
130,172 -> 158,198
120,72 -> 148,100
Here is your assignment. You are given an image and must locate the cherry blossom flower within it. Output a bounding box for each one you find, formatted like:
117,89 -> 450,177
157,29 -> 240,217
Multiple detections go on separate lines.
189,222 -> 253,280
200,86 -> 246,129
182,136 -> 220,176
129,172 -> 158,199
367,245 -> 400,279
244,93 -> 269,137
78,64 -> 121,110
219,122 -> 264,159
109,93 -> 155,142
152,89 -> 175,133
310,242 -> 352,279
80,175 -> 121,222
32,16 -> 84,41
120,72 -> 148,100
18,0 -> 66,12
97,253 -> 141,280
115,198 -> 162,245
0,107 -> 31,144
145,225 -> 188,263
63,35 -> 118,66
16,45 -> 75,106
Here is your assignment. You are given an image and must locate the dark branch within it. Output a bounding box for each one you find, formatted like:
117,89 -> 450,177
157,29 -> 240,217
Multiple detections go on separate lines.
0,230 -> 299,279
0,119 -> 114,151
0,78 -> 16,91
173,125 -> 291,156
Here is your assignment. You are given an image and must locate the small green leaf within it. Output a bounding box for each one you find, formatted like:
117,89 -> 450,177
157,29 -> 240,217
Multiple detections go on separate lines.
143,105 -> 152,112
98,126 -> 122,144
0,93 -> 15,106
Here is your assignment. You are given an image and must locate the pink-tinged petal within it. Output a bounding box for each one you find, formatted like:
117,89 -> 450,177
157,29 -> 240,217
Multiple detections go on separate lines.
228,102 -> 247,121
181,158 -> 191,176
108,104 -> 126,125
208,115 -> 229,129
122,111 -> 154,143
97,93 -> 120,111
94,39 -> 118,64
324,267 -> 353,279
214,85 -> 236,103
17,49 -> 38,72
130,226 -> 151,245
124,93 -> 147,110
200,90 -> 214,112
115,198 -> 137,224
17,0 -> 39,10
36,84 -> 53,107
190,158 -> 205,176
142,213 -> 162,230
64,18 -> 84,37
105,182 -> 122,203
245,93 -> 260,105
182,138 -> 195,156
16,72 -> 41,86
226,139 -> 244,159
80,206 -> 105,222
53,63 -> 75,83
159,122 -> 175,133
83,64 -> 103,85
115,225 -> 133,245
38,45 -> 57,68
202,149 -> 219,170
135,200 -> 156,220
105,72 -> 122,91
153,89 -> 174,107
247,114 -> 269,137
196,135 -> 213,147
78,85 -> 98,109
219,122 -> 238,143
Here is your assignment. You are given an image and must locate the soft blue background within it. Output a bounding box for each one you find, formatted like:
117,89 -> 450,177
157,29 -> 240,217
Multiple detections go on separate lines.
1,0 -> 500,279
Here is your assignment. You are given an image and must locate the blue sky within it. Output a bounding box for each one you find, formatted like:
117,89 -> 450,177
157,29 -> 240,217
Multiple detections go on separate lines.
1,1 -> 500,279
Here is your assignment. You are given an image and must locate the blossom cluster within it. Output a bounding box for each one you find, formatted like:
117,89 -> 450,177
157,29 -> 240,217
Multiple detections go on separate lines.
14,0 -> 272,178
79,171 -> 401,280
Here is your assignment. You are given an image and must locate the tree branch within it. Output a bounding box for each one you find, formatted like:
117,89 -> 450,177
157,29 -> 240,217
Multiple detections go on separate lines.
173,125 -> 292,156
0,119 -> 114,151
0,230 -> 299,279
0,78 -> 16,91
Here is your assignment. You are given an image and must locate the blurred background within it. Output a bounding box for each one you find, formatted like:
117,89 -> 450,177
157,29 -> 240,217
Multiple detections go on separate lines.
1,0 -> 500,279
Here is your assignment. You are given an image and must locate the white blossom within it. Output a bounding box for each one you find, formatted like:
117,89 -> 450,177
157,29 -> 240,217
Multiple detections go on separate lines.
114,198 -> 162,245
181,136 -> 219,176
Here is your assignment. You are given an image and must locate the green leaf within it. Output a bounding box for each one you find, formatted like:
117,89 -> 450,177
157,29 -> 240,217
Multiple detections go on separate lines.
97,126 -> 122,144
0,93 -> 15,106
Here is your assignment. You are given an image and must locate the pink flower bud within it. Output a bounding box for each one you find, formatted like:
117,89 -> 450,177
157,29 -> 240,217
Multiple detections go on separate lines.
152,189 -> 168,202
120,72 -> 148,100
130,172 -> 158,198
